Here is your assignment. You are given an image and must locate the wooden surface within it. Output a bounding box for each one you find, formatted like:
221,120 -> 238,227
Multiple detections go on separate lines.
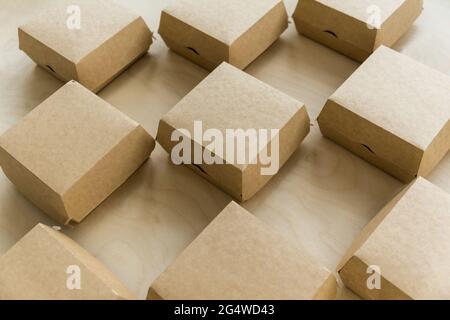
0,0 -> 449,300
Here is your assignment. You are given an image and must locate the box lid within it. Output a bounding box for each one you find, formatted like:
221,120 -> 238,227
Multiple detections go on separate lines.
162,0 -> 283,46
19,0 -> 142,64
0,224 -> 135,299
150,202 -> 336,300
339,178 -> 450,299
0,81 -> 139,196
159,62 -> 305,172
327,46 -> 450,151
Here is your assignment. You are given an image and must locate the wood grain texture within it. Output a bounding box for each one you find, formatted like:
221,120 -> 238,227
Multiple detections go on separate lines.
0,0 -> 448,299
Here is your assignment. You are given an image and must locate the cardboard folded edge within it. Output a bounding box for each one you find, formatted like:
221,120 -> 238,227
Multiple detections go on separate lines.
293,0 -> 377,62
337,181 -> 416,299
242,105 -> 310,201
159,11 -> 230,71
77,17 -> 153,93
0,146 -> 70,224
63,125 -> 155,224
156,119 -> 244,200
318,100 -> 423,182
374,0 -> 423,50
18,27 -> 78,82
230,1 -> 288,70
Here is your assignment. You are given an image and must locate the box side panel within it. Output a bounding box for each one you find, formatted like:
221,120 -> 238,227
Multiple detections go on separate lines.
419,120 -> 450,177
159,11 -> 229,71
0,147 -> 68,224
242,106 -> 310,201
293,0 -> 377,62
230,1 -> 288,70
19,28 -> 77,83
318,100 -> 424,182
76,17 -> 152,93
157,119 -> 243,200
62,126 -> 155,223
375,0 -> 423,49
339,256 -> 412,300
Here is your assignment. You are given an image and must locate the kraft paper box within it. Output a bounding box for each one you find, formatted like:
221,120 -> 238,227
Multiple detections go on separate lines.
19,0 -> 153,93
0,81 -> 155,225
338,178 -> 450,300
157,62 -> 310,201
318,46 -> 450,182
0,224 -> 135,300
293,0 -> 423,62
159,0 -> 288,70
148,202 -> 337,300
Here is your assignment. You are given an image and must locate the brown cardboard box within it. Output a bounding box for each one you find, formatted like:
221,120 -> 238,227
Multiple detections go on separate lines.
338,178 -> 450,300
0,223 -> 135,300
293,0 -> 423,61
148,202 -> 337,300
159,0 -> 288,70
318,46 -> 450,182
0,81 -> 155,225
157,62 -> 310,201
19,0 -> 153,93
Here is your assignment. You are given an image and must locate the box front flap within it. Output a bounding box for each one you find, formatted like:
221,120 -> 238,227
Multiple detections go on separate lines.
294,0 -> 405,52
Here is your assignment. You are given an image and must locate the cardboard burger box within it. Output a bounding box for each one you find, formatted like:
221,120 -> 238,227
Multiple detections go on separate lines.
148,202 -> 337,300
318,46 -> 450,182
293,0 -> 423,62
0,81 -> 155,225
0,224 -> 135,300
157,62 -> 310,201
19,0 -> 153,93
338,178 -> 450,300
159,0 -> 288,71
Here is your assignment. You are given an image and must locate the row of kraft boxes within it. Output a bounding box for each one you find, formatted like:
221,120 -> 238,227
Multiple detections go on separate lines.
0,0 -> 449,299
1,177 -> 449,300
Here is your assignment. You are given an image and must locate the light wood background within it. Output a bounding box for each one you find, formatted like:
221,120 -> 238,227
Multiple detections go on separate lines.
0,0 -> 449,300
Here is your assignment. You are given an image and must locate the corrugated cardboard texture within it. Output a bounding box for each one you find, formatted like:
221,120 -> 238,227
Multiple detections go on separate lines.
19,0 -> 152,92
338,178 -> 450,300
157,62 -> 310,201
0,81 -> 155,225
0,224 -> 135,300
159,0 -> 288,70
318,46 -> 450,182
149,202 -> 336,300
293,0 -> 423,61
